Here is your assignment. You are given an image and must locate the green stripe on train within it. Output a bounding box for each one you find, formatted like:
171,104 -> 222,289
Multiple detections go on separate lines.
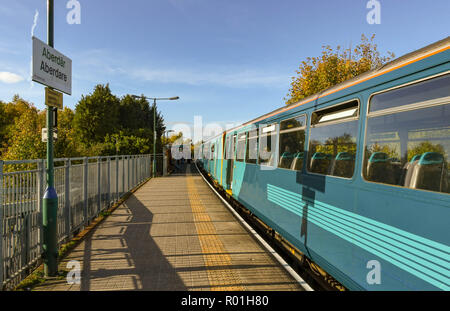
267,184 -> 450,290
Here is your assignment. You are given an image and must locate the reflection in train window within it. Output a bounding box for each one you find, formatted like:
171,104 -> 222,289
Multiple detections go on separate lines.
278,115 -> 306,171
369,73 -> 450,113
364,102 -> 450,194
308,100 -> 359,178
259,124 -> 278,166
246,129 -> 258,164
225,134 -> 236,160
236,133 -> 247,162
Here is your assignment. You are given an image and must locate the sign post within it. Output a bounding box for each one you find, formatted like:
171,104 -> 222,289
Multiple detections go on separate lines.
34,0 -> 73,278
31,1 -> 72,277
43,0 -> 57,278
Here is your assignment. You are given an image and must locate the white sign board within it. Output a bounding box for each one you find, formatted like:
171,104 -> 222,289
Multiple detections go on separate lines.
32,36 -> 72,95
42,128 -> 58,142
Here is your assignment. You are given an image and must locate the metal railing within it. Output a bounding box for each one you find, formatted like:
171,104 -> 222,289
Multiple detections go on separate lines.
0,154 -> 164,290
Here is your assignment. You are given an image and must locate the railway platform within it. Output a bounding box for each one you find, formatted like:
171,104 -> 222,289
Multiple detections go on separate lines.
33,163 -> 308,291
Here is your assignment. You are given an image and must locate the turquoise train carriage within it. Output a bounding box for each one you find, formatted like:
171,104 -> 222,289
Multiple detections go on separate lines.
198,37 -> 450,291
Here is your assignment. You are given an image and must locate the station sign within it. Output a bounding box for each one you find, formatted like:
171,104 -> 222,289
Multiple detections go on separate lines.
45,87 -> 63,109
32,36 -> 72,95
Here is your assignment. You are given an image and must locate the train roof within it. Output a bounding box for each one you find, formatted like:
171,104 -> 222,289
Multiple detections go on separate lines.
204,37 -> 450,143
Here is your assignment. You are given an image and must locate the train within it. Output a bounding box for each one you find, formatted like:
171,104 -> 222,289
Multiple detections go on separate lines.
197,37 -> 450,291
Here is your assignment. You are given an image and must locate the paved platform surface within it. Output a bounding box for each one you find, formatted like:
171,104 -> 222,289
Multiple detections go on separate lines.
34,163 -> 304,291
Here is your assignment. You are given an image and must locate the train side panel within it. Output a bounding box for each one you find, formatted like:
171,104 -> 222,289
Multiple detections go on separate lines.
201,43 -> 450,291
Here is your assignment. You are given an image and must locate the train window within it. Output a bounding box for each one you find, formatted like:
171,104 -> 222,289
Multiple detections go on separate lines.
211,144 -> 215,160
246,129 -> 258,164
236,133 -> 247,162
369,74 -> 450,113
364,75 -> 450,194
278,115 -> 306,170
259,124 -> 278,166
230,134 -> 237,159
311,100 -> 359,125
308,100 -> 359,178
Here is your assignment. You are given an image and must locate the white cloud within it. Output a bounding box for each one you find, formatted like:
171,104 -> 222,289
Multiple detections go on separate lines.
31,10 -> 39,37
129,68 -> 287,88
0,72 -> 24,84
73,48 -> 289,88
29,9 -> 39,87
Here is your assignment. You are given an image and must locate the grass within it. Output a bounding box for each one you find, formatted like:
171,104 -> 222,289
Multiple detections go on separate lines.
14,269 -> 46,291
58,240 -> 78,258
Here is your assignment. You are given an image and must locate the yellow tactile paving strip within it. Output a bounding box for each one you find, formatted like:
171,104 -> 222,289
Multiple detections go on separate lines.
186,175 -> 245,291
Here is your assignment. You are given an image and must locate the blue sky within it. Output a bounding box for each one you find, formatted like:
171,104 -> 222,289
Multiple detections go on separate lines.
0,0 -> 449,139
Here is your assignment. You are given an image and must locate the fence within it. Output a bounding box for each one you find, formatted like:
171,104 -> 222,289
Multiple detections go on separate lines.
0,153 -> 164,290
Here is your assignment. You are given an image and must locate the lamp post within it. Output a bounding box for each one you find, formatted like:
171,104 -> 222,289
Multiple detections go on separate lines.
132,95 -> 179,178
163,130 -> 175,146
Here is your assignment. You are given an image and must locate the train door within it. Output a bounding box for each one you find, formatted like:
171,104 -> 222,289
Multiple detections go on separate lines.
210,142 -> 215,177
232,132 -> 247,196
223,134 -> 231,189
205,143 -> 209,171
214,138 -> 220,180
212,142 -> 216,178
226,133 -> 236,190
220,133 -> 226,186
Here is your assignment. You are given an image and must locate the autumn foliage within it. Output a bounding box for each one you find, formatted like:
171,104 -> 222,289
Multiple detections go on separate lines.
285,34 -> 395,105
0,84 -> 166,161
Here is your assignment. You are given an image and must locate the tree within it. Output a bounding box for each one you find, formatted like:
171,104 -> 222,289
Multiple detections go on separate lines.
407,141 -> 446,162
1,85 -> 168,160
3,101 -> 45,161
73,84 -> 120,146
54,107 -> 80,158
72,88 -> 167,156
103,130 -> 152,156
1,95 -> 36,155
0,100 -> 8,154
162,131 -> 183,146
117,95 -> 166,154
119,95 -> 152,130
120,95 -> 166,152
314,133 -> 356,156
285,34 -> 395,105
